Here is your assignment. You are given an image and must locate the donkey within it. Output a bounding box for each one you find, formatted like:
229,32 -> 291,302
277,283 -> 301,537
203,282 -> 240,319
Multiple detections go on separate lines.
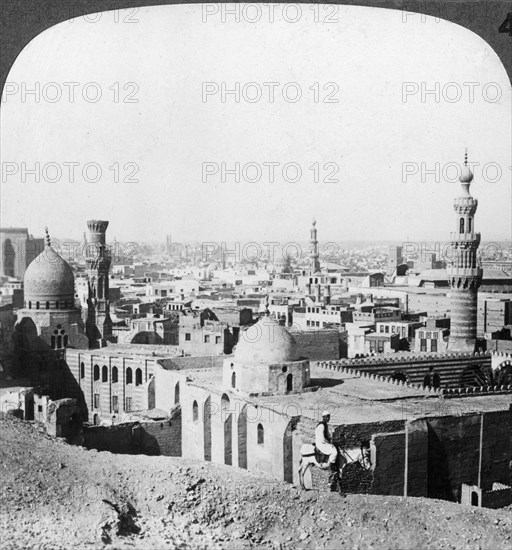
298,440 -> 372,492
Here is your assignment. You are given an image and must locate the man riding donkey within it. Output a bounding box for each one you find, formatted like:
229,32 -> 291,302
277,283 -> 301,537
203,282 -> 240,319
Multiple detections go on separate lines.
315,411 -> 338,471
299,410 -> 373,492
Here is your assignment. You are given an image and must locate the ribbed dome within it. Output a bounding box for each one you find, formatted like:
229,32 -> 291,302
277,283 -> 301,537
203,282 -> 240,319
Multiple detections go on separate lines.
234,315 -> 297,365
24,245 -> 75,302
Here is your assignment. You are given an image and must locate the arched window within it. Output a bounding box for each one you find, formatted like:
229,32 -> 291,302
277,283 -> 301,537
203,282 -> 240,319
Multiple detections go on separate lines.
80,362 -> 85,378
45,301 -> 49,310
459,217 -> 465,234
221,393 -> 230,412
231,372 -> 236,388
257,423 -> 264,445
286,373 -> 293,392
126,367 -> 133,385
112,366 -> 118,383
93,364 -> 100,381
174,382 -> 180,404
192,400 -> 199,421
468,217 -> 472,233
135,368 -> 143,386
102,366 -> 108,382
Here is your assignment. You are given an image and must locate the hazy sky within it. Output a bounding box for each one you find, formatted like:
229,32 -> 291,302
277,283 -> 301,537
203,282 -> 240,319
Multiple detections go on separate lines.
1,4 -> 510,244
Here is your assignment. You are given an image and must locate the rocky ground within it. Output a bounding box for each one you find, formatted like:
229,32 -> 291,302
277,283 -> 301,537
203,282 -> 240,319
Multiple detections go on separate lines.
0,415 -> 510,550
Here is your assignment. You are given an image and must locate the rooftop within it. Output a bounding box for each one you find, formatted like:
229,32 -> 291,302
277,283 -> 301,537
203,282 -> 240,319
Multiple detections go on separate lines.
180,364 -> 512,426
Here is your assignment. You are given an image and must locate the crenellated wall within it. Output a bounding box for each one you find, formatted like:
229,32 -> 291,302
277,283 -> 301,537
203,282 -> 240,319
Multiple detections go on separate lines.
315,352 -> 512,395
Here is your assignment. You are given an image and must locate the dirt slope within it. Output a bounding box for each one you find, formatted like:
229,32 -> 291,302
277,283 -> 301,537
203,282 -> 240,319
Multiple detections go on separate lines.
0,416 -> 510,550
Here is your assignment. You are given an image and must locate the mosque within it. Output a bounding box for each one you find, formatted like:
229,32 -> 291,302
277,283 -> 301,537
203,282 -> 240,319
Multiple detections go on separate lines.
6,162 -> 511,502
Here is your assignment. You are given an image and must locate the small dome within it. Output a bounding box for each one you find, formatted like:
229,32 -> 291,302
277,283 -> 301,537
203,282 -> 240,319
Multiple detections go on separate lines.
234,315 -> 297,365
24,245 -> 75,302
459,165 -> 473,183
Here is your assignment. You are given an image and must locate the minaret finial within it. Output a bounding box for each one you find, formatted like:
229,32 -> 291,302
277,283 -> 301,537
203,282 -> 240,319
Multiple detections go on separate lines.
44,227 -> 51,247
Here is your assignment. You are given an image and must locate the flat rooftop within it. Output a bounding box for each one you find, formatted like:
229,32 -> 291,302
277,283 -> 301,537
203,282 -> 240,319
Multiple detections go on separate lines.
184,364 -> 512,426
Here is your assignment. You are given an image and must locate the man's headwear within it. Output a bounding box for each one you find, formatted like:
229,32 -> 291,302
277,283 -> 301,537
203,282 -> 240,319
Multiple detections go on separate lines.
322,410 -> 330,417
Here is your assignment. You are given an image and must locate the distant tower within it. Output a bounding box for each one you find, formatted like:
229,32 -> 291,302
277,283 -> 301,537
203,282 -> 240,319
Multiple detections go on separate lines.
309,219 -> 321,274
85,220 -> 112,348
447,151 -> 482,352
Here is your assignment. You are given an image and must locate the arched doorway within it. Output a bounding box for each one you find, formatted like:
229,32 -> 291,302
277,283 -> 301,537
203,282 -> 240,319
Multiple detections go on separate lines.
203,396 -> 212,461
238,404 -> 248,469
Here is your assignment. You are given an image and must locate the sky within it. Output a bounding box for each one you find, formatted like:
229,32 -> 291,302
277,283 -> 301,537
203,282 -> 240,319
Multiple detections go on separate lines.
1,4 -> 511,245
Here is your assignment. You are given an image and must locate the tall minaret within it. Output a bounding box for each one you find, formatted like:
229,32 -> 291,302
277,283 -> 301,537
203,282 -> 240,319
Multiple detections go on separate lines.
309,219 -> 321,274
85,220 -> 113,348
447,151 -> 482,352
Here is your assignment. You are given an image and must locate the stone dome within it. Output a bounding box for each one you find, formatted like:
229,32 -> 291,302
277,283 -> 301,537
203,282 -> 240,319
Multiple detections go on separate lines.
24,245 -> 75,302
234,315 -> 298,365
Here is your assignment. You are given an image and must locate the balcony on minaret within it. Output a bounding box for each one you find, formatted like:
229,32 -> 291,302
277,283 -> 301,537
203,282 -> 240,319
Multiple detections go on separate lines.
450,231 -> 480,243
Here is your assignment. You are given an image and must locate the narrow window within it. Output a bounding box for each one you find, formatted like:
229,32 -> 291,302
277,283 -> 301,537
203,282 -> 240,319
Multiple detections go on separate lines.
257,423 -> 264,445
135,368 -> 143,386
112,366 -> 118,383
126,367 -> 133,385
102,366 -> 108,382
174,382 -> 180,404
112,395 -> 119,413
93,364 -> 100,381
80,362 -> 85,378
231,372 -> 236,388
125,397 -> 132,412
193,400 -> 199,421
459,217 -> 465,234
286,373 -> 293,392
94,394 -> 100,408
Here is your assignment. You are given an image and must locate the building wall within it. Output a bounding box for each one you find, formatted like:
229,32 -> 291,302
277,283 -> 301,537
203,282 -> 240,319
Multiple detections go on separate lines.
360,411 -> 512,503
82,410 -> 181,456
290,329 -> 342,360
65,350 -> 157,423
153,366 -> 297,483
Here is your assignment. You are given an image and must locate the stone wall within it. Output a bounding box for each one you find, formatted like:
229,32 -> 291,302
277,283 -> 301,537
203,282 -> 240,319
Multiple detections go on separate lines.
291,329 -> 341,361
366,410 -> 512,504
83,406 -> 181,456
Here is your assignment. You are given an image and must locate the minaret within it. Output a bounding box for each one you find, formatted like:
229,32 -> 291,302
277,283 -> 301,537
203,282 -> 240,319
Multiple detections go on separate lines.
309,219 -> 321,274
85,220 -> 113,348
447,151 -> 482,352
